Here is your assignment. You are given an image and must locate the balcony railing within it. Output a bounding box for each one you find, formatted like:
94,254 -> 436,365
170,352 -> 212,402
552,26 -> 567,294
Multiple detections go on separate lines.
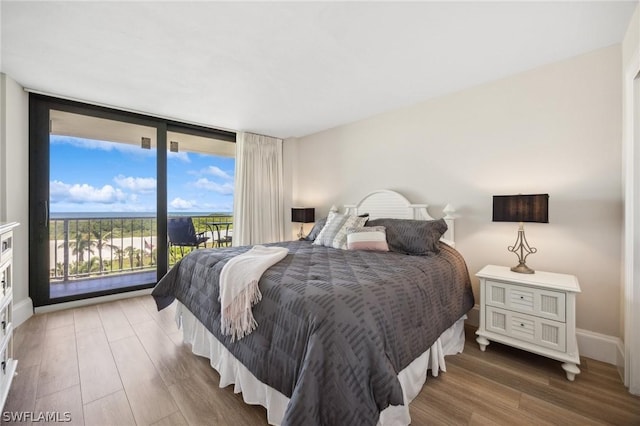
49,214 -> 233,283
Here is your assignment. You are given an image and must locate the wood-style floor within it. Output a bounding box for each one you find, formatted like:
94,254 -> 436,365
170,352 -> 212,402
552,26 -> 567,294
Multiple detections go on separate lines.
2,295 -> 639,425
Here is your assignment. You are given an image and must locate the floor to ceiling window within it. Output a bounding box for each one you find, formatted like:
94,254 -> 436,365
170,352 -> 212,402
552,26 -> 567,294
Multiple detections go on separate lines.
166,129 -> 235,265
29,94 -> 235,307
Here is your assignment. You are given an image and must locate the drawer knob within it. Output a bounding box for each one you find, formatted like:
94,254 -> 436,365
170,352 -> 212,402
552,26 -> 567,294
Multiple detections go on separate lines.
520,296 -> 524,299
2,361 -> 6,373
1,321 -> 6,331
520,323 -> 524,327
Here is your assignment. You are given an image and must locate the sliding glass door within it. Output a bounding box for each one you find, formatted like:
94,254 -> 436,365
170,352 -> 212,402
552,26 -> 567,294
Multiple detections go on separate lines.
29,94 -> 235,307
166,129 -> 235,266
48,109 -> 159,299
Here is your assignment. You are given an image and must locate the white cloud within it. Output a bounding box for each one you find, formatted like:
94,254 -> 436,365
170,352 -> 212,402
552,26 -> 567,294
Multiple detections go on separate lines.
205,166 -> 232,179
50,180 -> 71,200
170,197 -> 195,210
187,165 -> 232,179
50,180 -> 127,204
193,178 -> 234,195
167,151 -> 191,162
114,175 -> 156,193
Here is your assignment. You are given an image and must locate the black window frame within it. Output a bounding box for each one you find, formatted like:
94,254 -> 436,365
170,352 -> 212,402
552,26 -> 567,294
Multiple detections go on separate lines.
29,94 -> 235,306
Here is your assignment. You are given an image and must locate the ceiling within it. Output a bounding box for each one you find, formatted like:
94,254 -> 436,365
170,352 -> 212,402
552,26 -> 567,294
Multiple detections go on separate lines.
1,1 -> 637,139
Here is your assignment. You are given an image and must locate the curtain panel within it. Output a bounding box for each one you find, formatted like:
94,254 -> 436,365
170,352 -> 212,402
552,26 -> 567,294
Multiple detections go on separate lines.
233,132 -> 285,246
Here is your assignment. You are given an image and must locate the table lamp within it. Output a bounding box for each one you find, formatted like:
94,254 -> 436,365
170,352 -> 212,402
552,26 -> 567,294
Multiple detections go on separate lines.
493,194 -> 549,274
291,207 -> 315,240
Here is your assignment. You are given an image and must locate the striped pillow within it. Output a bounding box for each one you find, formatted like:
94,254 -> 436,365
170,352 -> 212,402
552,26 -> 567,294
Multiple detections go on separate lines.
346,226 -> 389,251
313,212 -> 368,249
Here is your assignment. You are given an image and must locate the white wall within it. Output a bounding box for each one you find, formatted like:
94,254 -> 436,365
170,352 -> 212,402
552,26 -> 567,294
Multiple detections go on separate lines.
292,46 -> 623,338
0,74 -> 32,326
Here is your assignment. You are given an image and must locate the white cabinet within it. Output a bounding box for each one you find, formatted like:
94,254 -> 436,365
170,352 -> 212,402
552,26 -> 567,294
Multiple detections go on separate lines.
0,223 -> 18,410
475,265 -> 581,381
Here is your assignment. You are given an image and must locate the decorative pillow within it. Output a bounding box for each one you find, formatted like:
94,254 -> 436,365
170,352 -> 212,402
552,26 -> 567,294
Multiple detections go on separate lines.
313,212 -> 368,249
346,226 -> 389,251
365,218 -> 448,255
305,213 -> 367,241
305,217 -> 327,241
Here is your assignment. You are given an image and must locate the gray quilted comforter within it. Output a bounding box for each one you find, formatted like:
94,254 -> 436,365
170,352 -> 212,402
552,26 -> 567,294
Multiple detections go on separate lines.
152,240 -> 474,426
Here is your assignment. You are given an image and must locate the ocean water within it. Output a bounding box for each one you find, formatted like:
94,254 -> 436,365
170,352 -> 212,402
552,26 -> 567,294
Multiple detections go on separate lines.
50,211 -> 232,219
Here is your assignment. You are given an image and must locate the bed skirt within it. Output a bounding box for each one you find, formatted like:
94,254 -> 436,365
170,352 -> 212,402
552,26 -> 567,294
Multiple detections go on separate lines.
176,302 -> 467,426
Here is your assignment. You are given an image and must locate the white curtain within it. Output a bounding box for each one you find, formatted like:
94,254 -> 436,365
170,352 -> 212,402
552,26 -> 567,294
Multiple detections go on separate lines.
232,132 -> 285,246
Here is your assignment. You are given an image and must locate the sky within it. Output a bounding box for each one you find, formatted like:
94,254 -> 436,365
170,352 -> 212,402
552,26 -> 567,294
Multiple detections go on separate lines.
50,135 -> 235,213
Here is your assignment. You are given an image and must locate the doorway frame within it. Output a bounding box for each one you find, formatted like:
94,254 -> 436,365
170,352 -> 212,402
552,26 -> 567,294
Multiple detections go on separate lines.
623,57 -> 640,394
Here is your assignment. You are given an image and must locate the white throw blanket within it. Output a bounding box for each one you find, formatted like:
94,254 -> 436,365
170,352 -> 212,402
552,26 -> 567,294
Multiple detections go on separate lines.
219,245 -> 289,341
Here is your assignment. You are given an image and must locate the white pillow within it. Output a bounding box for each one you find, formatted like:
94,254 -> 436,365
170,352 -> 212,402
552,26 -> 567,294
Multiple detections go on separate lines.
346,226 -> 389,251
313,211 -> 368,249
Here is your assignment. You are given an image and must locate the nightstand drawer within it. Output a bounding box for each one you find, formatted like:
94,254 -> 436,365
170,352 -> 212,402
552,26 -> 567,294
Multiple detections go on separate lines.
485,280 -> 566,322
486,306 -> 566,352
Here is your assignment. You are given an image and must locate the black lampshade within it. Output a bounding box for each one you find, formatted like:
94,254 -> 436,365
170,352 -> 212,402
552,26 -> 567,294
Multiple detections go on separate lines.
493,194 -> 549,223
291,207 -> 315,223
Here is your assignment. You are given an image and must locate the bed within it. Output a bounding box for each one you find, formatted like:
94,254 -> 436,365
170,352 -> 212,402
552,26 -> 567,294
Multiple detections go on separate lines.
152,189 -> 474,426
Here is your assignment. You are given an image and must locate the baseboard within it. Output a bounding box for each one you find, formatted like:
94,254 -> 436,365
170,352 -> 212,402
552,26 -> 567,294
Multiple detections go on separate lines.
13,297 -> 33,328
616,340 -> 625,382
34,288 -> 153,314
576,328 -> 623,366
464,305 -> 623,366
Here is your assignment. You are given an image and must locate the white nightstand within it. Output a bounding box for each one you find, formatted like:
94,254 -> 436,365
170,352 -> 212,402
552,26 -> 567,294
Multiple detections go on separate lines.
475,265 -> 581,381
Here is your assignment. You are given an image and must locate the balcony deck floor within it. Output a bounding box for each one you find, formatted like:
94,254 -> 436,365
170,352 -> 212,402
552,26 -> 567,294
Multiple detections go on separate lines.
50,270 -> 157,299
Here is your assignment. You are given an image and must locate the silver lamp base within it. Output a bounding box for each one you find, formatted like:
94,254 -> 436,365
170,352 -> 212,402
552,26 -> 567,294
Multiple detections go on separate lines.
508,224 -> 537,274
511,262 -> 535,274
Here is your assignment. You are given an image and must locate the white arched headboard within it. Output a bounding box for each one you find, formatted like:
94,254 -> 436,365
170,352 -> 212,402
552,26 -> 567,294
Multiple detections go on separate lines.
343,189 -> 455,246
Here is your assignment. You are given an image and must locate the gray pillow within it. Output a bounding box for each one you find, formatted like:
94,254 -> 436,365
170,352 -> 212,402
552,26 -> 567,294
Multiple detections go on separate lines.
365,218 -> 447,255
305,217 -> 327,241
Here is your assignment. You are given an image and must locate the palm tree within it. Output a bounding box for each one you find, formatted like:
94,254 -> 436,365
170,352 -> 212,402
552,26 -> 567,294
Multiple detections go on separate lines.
112,247 -> 125,271
124,246 -> 141,269
61,232 -> 94,263
53,262 -> 64,278
88,257 -> 102,274
90,230 -> 117,274
144,239 -> 156,266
